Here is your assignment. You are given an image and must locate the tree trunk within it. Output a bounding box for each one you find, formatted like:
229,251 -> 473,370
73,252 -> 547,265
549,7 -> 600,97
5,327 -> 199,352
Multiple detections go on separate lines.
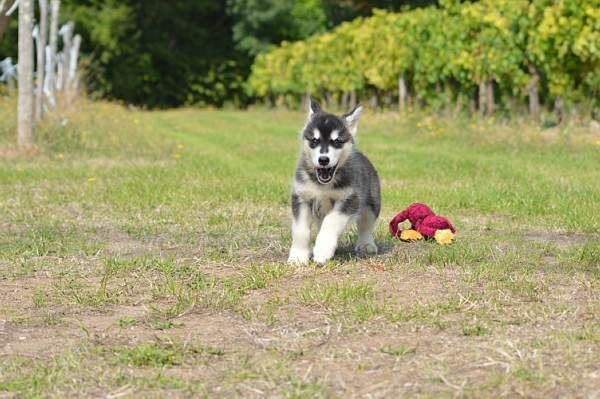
18,0 -> 35,148
58,20 -> 73,94
554,95 -> 564,125
341,91 -> 349,110
302,92 -> 310,112
369,92 -> 378,110
478,81 -> 486,116
398,74 -> 407,113
325,92 -> 333,109
35,0 -> 48,120
469,97 -> 476,114
67,33 -> 80,104
0,0 -> 16,42
454,93 -> 464,116
527,64 -> 540,121
44,0 -> 58,103
383,91 -> 392,109
349,90 -> 356,108
485,80 -> 495,115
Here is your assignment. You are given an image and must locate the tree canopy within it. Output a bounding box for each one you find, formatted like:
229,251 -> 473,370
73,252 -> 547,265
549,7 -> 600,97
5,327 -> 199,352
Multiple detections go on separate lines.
1,0 -> 434,107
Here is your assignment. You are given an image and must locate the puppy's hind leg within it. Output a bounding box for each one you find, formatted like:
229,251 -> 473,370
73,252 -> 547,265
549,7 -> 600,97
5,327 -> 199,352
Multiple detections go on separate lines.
355,210 -> 378,255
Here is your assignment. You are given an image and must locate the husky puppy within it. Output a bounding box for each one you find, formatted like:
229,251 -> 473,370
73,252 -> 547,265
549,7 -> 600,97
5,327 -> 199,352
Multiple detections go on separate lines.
288,98 -> 381,265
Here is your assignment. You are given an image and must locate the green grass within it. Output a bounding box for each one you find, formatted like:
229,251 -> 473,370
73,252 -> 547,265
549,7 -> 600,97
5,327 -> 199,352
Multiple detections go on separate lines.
0,99 -> 599,397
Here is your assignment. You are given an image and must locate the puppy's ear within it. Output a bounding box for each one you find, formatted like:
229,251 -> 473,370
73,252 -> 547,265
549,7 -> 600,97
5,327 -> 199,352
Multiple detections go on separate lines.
308,97 -> 321,117
343,105 -> 363,137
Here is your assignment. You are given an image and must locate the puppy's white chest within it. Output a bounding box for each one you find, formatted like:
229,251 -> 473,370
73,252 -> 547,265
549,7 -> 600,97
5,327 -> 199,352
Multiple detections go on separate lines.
294,181 -> 350,218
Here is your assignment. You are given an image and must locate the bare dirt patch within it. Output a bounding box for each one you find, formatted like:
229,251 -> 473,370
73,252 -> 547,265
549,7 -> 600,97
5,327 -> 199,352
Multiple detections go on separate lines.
524,229 -> 595,249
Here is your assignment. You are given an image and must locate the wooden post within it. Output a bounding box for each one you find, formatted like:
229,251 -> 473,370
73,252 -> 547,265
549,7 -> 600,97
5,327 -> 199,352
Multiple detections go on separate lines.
398,74 -> 407,113
35,0 -> 48,120
18,0 -> 35,148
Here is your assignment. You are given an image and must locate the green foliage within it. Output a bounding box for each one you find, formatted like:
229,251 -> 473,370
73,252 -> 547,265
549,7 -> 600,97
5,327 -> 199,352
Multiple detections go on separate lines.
249,0 -> 599,113
227,0 -> 328,56
63,0 -> 247,108
0,0 -> 437,108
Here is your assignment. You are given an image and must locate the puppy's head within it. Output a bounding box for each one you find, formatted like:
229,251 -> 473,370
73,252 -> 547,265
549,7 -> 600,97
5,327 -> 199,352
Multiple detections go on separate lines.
301,98 -> 363,184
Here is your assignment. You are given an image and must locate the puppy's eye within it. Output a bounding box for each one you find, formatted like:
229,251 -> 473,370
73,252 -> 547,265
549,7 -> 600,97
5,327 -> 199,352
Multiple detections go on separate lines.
309,138 -> 319,147
333,138 -> 343,146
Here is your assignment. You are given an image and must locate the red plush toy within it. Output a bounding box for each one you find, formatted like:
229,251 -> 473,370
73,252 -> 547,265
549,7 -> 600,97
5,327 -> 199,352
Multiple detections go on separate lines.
389,203 -> 456,245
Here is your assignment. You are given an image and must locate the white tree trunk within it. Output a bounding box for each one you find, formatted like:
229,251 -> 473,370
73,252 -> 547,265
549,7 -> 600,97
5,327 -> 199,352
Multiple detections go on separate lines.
35,0 -> 48,120
44,0 -> 58,105
18,0 -> 34,148
58,20 -> 73,93
67,33 -> 80,103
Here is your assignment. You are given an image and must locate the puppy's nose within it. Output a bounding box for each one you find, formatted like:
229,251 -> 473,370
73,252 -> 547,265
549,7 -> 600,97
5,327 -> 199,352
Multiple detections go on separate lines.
318,156 -> 330,166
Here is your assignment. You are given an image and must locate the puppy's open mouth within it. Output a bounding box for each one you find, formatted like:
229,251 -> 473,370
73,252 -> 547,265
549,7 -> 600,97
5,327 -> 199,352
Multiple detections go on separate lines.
316,165 -> 337,184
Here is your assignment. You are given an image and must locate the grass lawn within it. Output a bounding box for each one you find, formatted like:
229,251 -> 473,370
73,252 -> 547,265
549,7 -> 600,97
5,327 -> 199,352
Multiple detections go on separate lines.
0,98 -> 599,397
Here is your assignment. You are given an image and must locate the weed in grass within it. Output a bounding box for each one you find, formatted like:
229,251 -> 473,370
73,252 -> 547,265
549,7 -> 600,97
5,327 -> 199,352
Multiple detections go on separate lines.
386,297 -> 465,324
239,263 -> 292,291
150,320 -> 180,330
462,324 -> 489,336
32,286 -> 46,307
299,280 -> 381,321
116,343 -> 183,367
512,366 -> 546,384
117,316 -> 137,328
54,278 -> 114,308
556,324 -> 600,344
299,281 -> 374,305
351,301 -> 384,322
114,372 -> 208,395
379,345 -> 416,357
565,241 -> 600,278
247,295 -> 288,324
283,378 -> 328,399
498,273 -> 545,302
0,225 -> 102,262
113,339 -> 225,368
41,312 -> 65,326
418,242 -> 490,268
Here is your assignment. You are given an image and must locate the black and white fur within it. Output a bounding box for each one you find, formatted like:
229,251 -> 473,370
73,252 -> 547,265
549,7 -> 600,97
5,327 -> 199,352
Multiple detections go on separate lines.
288,98 -> 381,265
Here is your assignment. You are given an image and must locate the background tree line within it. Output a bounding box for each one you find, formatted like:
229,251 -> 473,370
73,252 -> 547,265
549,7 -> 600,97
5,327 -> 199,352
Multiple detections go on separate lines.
1,0 -> 434,108
249,0 -> 599,120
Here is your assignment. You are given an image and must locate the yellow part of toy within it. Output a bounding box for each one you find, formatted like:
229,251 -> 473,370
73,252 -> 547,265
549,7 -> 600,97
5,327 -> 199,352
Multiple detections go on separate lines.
434,229 -> 455,245
400,229 -> 423,242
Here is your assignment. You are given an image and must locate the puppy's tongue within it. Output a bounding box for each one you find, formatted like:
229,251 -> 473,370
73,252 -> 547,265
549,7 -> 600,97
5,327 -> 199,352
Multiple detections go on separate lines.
317,167 -> 334,182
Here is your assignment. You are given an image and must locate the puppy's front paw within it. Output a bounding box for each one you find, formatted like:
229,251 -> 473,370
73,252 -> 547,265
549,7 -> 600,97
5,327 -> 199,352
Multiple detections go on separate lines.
312,242 -> 335,265
288,247 -> 310,265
